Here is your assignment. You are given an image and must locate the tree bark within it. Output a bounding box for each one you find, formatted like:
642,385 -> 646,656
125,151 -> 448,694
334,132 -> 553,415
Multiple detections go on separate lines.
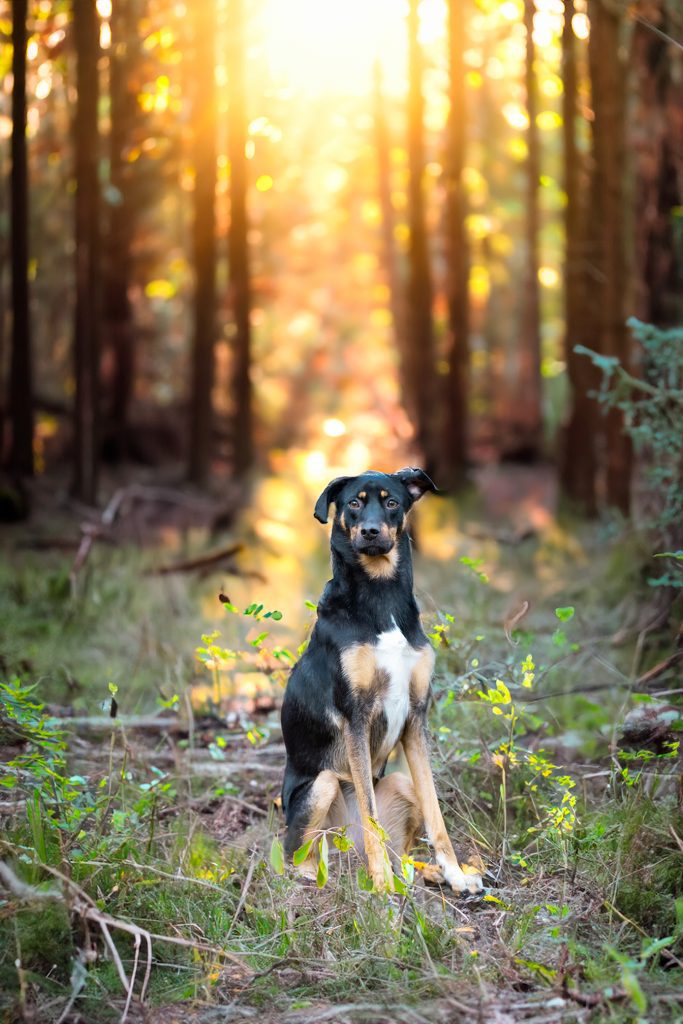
72,0 -> 101,505
189,0 -> 217,486
406,0 -> 437,471
588,0 -> 632,514
228,0 -> 252,479
630,0 -> 682,327
8,0 -> 33,477
519,0 -> 542,455
104,0 -> 138,462
440,0 -> 470,488
559,0 -> 598,513
373,60 -> 407,399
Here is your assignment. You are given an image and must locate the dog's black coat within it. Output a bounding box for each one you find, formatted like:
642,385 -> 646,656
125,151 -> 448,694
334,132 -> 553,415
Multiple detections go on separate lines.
280,468 -> 435,855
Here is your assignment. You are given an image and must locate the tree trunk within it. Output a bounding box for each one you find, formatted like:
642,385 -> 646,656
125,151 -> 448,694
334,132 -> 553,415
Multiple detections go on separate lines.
189,0 -> 217,486
8,0 -> 33,478
519,0 -> 542,456
630,0 -> 682,327
588,0 -> 632,514
440,0 -> 470,489
72,0 -> 101,505
104,0 -> 137,462
373,60 -> 407,399
228,0 -> 252,479
559,0 -> 597,513
406,0 -> 436,472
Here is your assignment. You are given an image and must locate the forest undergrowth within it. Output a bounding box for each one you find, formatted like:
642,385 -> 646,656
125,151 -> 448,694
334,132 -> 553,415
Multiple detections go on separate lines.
1,472 -> 682,1024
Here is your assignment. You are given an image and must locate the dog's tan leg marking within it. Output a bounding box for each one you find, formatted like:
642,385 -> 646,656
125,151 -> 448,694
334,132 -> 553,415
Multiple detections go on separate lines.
359,546 -> 400,580
343,724 -> 391,890
401,717 -> 483,894
296,770 -> 344,879
374,772 -> 422,869
340,643 -> 377,691
409,644 -> 435,704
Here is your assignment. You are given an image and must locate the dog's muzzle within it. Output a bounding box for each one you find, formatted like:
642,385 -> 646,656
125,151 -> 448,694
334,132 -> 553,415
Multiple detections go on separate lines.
353,525 -> 394,557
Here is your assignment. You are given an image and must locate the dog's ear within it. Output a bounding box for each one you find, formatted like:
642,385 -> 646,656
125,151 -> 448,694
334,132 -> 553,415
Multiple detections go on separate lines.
394,467 -> 438,503
313,476 -> 352,524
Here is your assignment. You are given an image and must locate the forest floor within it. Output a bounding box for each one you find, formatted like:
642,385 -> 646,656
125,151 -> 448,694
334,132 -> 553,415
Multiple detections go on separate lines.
1,462 -> 682,1024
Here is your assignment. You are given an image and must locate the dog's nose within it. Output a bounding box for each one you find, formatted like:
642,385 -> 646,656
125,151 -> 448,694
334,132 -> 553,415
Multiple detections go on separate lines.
361,525 -> 381,538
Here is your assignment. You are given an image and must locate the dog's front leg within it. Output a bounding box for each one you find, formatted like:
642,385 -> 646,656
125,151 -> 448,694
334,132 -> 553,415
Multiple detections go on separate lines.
343,722 -> 392,891
402,715 -> 483,894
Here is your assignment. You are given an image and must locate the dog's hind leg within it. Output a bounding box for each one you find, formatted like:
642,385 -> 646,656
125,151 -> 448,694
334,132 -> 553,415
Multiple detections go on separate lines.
285,770 -> 345,879
374,772 -> 422,871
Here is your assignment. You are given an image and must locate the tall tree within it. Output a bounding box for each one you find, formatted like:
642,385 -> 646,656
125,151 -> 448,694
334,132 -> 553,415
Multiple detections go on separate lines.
104,0 -> 138,461
559,0 -> 597,513
406,0 -> 437,471
519,0 -> 542,455
228,0 -> 252,479
440,0 -> 470,488
72,0 -> 101,504
189,0 -> 218,486
588,0 -> 632,513
630,0 -> 682,326
8,0 -> 33,478
373,60 -> 407,399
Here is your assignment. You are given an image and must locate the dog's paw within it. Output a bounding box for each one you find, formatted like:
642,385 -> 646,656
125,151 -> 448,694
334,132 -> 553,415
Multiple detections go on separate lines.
437,856 -> 485,896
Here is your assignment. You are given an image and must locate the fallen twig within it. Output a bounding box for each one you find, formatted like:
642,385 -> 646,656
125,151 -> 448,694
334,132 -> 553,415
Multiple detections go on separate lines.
152,543 -> 243,576
634,649 -> 683,689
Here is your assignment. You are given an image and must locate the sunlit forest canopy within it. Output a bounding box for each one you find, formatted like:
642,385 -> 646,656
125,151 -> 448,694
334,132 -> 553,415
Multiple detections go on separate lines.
1,0 -> 642,486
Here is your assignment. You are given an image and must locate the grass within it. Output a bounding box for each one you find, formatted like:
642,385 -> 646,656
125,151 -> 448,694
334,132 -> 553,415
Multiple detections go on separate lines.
1,484 -> 682,1023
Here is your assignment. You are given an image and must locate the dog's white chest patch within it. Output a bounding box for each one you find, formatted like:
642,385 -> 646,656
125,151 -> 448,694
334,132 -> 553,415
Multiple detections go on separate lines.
374,622 -> 422,755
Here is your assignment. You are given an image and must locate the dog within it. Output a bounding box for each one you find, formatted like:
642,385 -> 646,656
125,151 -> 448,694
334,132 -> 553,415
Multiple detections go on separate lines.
280,467 -> 484,894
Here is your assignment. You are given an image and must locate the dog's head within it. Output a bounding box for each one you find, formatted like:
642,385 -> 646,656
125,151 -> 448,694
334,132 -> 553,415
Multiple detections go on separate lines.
313,468 -> 437,557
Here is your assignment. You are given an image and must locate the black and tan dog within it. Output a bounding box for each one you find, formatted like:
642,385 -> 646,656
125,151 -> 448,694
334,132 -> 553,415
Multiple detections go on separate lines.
281,467 -> 483,894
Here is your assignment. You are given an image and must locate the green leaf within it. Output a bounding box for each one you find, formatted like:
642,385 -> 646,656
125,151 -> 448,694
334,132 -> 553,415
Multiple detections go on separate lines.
270,610 -> 283,620
641,935 -> 674,960
270,836 -> 285,875
304,600 -> 317,610
622,969 -> 647,1013
293,838 -> 314,866
357,865 -> 374,891
332,829 -> 354,852
554,606 -> 575,622
250,631 -> 269,647
367,816 -> 390,843
574,345 -> 619,374
317,835 -> 329,888
393,873 -> 408,896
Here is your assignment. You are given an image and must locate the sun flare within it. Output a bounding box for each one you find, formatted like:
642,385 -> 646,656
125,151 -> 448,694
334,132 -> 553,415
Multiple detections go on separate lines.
259,0 -> 447,95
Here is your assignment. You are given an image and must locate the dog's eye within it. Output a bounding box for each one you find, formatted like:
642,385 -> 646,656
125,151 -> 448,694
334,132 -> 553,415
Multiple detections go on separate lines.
348,499 -> 361,510
386,498 -> 399,509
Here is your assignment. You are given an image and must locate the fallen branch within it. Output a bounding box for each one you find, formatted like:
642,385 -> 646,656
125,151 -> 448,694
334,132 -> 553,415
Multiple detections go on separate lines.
0,860 -> 61,903
635,649 -> 683,689
151,543 -> 243,576
1,852 -> 249,1023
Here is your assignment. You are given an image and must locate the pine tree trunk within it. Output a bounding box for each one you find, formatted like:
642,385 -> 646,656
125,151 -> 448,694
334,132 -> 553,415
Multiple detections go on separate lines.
406,0 -> 436,471
630,0 -> 682,326
189,0 -> 217,486
520,0 -> 542,456
8,0 -> 33,477
72,0 -> 101,505
104,0 -> 137,462
373,61 -> 407,398
588,0 -> 632,514
559,0 -> 597,513
440,0 -> 469,489
228,0 -> 252,479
